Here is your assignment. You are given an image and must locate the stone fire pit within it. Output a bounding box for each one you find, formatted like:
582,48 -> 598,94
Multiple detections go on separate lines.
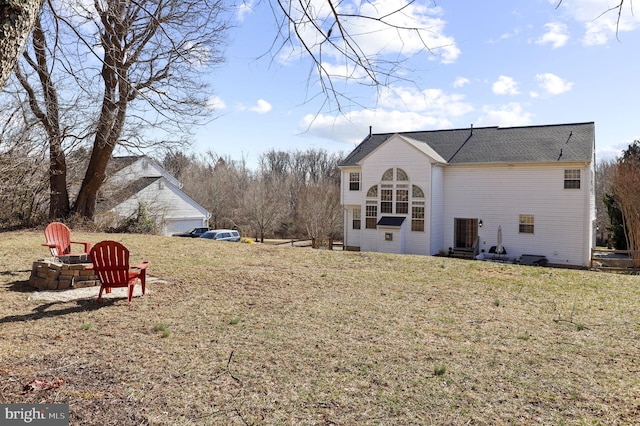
29,255 -> 100,291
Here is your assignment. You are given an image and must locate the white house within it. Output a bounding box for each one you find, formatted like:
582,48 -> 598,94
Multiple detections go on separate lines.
97,156 -> 210,236
339,122 -> 596,267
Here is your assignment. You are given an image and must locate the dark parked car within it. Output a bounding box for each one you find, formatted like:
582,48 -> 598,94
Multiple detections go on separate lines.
200,229 -> 241,242
172,227 -> 210,238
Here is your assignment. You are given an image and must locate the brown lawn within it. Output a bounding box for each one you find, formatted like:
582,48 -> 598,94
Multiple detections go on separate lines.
1,230 -> 640,425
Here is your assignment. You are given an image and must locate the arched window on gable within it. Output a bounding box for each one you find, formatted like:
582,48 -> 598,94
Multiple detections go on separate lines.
367,185 -> 378,198
381,168 -> 394,181
397,168 -> 409,181
412,185 -> 425,198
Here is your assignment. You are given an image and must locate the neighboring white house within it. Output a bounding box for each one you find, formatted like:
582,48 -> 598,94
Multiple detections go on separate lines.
97,156 -> 210,236
339,122 -> 596,267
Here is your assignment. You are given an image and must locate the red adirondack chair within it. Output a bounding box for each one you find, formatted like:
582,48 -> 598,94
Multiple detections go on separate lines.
42,222 -> 91,257
87,240 -> 149,303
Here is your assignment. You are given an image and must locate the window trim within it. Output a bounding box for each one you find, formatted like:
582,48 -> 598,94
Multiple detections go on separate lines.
519,214 -> 534,234
349,172 -> 361,191
564,169 -> 581,189
365,203 -> 377,229
411,203 -> 425,232
352,208 -> 361,230
396,188 -> 409,214
381,188 -> 393,214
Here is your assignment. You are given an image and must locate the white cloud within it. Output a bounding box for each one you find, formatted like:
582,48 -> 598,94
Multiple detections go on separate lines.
236,1 -> 255,22
535,73 -> 573,95
301,109 -> 449,145
349,0 -> 461,63
251,99 -> 272,114
316,61 -> 369,80
379,86 -> 474,117
476,103 -> 533,127
280,0 -> 460,70
299,85 -> 474,144
492,76 -> 520,96
240,99 -> 272,114
554,0 -> 640,46
351,0 -> 460,63
453,77 -> 470,88
537,22 -> 569,48
493,27 -> 522,43
206,96 -> 226,111
596,144 -> 625,162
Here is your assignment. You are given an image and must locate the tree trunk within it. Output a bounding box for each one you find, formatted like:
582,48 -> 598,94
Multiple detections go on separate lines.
73,94 -> 127,219
32,18 -> 70,219
73,1 -> 129,220
14,16 -> 71,219
0,0 -> 44,89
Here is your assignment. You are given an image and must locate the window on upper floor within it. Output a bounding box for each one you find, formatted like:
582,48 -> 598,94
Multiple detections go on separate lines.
367,185 -> 378,198
382,168 -> 394,181
397,168 -> 409,181
349,172 -> 361,191
564,169 -> 581,189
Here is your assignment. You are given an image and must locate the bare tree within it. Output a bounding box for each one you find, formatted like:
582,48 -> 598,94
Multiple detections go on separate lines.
14,14 -> 71,219
70,0 -> 229,219
297,182 -> 342,247
611,141 -> 640,259
242,173 -> 287,242
177,151 -> 250,230
8,0 -> 229,221
268,0 -> 459,110
595,158 -> 616,246
0,98 -> 49,227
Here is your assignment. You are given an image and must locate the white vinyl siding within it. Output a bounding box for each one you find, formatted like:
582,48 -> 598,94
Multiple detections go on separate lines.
340,168 -> 363,206
442,164 -> 591,265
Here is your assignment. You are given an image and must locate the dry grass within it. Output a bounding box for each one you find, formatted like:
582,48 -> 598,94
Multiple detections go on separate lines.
1,230 -> 640,425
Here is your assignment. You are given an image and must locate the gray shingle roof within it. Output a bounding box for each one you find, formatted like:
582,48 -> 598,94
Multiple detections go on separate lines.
339,122 -> 594,166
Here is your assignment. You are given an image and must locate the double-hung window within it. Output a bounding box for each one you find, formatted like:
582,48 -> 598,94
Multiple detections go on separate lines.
381,186 -> 393,213
352,208 -> 361,230
519,214 -> 534,234
564,169 -> 581,189
365,202 -> 377,229
396,186 -> 409,214
349,172 -> 361,191
412,203 -> 425,231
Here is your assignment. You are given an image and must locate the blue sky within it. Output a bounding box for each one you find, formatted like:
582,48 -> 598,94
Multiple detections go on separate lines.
194,0 -> 640,167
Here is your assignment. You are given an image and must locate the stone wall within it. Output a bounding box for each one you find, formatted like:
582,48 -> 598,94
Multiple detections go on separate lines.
29,258 -> 100,291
